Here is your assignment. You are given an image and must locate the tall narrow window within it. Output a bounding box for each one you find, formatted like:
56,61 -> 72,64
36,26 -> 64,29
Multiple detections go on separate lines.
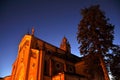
44,60 -> 49,75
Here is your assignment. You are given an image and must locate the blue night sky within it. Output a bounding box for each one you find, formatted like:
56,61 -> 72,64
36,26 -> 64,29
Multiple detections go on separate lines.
0,0 -> 120,77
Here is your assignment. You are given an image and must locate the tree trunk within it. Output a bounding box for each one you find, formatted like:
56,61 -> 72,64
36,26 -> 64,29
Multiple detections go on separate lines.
99,54 -> 110,80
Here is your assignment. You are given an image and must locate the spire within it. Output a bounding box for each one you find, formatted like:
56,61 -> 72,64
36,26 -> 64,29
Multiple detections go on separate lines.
32,27 -> 34,35
60,36 -> 71,53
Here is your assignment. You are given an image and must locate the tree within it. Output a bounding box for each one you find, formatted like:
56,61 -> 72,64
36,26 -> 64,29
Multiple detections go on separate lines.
77,5 -> 114,80
106,45 -> 120,80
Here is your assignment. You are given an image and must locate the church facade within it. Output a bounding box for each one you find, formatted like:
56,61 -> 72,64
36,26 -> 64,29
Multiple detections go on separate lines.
3,30 -> 110,80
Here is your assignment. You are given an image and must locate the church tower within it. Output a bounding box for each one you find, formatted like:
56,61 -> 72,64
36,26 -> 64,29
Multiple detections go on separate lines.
11,28 -> 45,80
60,37 -> 71,53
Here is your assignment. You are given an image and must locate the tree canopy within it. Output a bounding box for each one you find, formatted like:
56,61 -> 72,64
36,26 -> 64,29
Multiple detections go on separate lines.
77,5 -> 114,56
77,5 -> 114,80
106,45 -> 120,80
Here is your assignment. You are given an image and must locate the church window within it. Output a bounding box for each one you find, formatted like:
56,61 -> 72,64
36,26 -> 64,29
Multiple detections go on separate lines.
56,63 -> 60,68
35,43 -> 39,50
53,61 -> 64,75
44,60 -> 49,75
66,64 -> 75,73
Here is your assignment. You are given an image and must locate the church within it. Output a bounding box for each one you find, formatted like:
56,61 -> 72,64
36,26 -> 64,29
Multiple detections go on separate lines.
2,29 -> 110,80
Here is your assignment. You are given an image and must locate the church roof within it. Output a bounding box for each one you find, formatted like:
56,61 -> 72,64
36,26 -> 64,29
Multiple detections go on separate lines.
30,35 -> 82,63
46,50 -> 82,63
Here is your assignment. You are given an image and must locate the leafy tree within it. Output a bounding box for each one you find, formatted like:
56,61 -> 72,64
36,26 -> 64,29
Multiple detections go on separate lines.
77,5 -> 114,80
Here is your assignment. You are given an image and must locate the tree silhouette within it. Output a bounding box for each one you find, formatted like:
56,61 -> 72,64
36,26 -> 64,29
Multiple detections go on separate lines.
77,5 -> 114,80
106,45 -> 120,80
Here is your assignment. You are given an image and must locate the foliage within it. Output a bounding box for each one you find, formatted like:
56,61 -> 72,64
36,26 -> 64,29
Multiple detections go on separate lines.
77,5 -> 114,79
77,5 -> 114,56
105,45 -> 120,80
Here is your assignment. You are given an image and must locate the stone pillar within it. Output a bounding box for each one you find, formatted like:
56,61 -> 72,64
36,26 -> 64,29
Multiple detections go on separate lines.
49,59 -> 52,77
38,49 -> 45,80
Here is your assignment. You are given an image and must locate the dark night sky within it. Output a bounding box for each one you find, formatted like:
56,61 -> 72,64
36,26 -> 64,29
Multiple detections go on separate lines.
0,0 -> 120,77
